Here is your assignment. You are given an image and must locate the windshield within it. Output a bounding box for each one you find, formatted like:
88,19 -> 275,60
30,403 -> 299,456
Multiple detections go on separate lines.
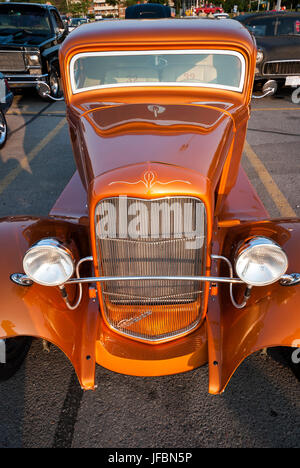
70,50 -> 245,94
244,16 -> 300,36
0,5 -> 52,36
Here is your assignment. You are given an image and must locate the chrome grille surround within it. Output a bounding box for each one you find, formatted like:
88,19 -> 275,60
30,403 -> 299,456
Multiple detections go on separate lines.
263,60 -> 300,76
0,51 -> 26,72
95,196 -> 207,342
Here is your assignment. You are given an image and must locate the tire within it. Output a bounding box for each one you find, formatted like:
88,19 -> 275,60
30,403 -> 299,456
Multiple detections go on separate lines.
0,337 -> 32,381
47,65 -> 61,99
0,110 -> 7,149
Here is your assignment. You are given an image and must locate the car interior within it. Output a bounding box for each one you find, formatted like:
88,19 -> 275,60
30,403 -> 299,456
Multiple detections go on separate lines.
73,53 -> 241,91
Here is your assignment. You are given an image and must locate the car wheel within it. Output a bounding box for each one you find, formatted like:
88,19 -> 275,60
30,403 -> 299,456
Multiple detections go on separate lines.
48,66 -> 61,99
0,110 -> 7,149
0,337 -> 32,381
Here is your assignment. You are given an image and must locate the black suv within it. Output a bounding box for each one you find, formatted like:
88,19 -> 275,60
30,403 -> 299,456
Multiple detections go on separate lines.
0,2 -> 67,98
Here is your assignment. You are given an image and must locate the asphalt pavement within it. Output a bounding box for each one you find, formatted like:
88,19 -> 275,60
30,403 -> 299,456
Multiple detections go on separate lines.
0,88 -> 299,448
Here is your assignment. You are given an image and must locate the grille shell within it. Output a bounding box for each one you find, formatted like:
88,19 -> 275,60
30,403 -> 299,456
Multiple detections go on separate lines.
0,51 -> 26,72
94,196 -> 207,342
263,60 -> 300,76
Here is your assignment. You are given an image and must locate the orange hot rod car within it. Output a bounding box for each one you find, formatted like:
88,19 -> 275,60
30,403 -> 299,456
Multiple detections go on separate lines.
1,19 -> 299,394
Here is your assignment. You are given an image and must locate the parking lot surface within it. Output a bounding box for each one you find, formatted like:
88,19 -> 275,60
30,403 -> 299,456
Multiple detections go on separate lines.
0,89 -> 299,448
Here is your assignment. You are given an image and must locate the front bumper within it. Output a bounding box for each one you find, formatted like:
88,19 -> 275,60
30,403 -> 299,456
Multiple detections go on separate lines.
4,73 -> 48,89
1,90 -> 13,114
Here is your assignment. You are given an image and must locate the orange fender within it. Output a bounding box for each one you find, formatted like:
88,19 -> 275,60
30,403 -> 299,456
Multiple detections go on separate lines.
208,219 -> 300,394
0,216 -> 99,390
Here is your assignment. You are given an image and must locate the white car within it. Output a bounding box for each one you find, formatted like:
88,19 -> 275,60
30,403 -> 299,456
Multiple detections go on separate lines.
213,12 -> 229,19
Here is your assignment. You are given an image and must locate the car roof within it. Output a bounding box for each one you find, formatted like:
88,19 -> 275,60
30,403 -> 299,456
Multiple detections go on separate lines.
61,17 -> 255,56
125,4 -> 171,19
0,2 -> 56,9
235,11 -> 300,21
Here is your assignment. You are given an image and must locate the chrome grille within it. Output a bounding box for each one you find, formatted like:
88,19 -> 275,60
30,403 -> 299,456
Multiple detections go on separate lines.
0,51 -> 25,72
263,60 -> 300,76
95,196 -> 206,342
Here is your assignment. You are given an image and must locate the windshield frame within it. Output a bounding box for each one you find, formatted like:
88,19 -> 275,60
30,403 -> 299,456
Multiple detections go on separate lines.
69,49 -> 246,95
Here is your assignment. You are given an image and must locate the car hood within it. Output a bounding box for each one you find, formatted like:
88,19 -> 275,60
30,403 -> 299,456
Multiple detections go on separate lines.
0,32 -> 51,46
257,35 -> 300,60
78,102 -> 236,191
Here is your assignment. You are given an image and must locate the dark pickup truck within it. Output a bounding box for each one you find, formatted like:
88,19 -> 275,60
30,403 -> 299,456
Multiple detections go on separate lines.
0,2 -> 67,98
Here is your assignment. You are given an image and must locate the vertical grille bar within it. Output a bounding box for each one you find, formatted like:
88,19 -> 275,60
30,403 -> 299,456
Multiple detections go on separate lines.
95,196 -> 207,342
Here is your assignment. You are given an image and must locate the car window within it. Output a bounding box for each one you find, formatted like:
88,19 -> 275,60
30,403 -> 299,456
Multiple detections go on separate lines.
277,17 -> 300,35
70,50 -> 245,94
0,6 -> 52,35
244,15 -> 300,36
244,17 -> 276,36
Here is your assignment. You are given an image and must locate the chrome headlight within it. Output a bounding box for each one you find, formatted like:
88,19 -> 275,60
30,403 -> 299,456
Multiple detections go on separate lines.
23,239 -> 75,286
256,49 -> 264,64
235,237 -> 288,286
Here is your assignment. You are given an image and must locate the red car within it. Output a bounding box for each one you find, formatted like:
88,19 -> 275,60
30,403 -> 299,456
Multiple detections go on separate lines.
196,4 -> 224,15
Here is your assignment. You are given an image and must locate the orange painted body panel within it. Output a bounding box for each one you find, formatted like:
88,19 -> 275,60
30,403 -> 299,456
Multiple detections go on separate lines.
1,19 -> 299,392
208,219 -> 300,394
0,217 -> 98,389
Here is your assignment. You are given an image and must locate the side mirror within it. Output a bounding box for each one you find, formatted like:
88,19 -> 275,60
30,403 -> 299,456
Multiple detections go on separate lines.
36,81 -> 64,101
252,80 -> 278,100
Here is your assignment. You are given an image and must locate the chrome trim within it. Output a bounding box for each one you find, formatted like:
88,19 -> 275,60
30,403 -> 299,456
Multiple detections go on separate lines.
23,238 -> 75,287
60,256 -> 93,310
94,195 -> 207,341
16,273 -> 245,285
6,74 -> 48,78
235,236 -> 288,286
262,59 -> 300,76
70,49 -> 246,95
10,273 -> 33,286
280,273 -> 300,286
212,254 -> 251,308
0,50 -> 24,53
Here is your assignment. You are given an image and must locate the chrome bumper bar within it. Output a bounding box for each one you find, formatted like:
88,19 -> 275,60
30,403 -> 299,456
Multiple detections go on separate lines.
5,74 -> 48,88
67,274 -> 245,285
12,273 -> 245,287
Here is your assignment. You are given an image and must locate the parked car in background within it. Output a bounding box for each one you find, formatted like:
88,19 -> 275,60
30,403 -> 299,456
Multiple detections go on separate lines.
68,17 -> 89,32
125,3 -> 171,19
61,14 -> 70,28
0,73 -> 13,148
0,2 -> 67,99
213,12 -> 229,19
2,18 -> 299,395
234,12 -> 300,91
196,4 -> 224,15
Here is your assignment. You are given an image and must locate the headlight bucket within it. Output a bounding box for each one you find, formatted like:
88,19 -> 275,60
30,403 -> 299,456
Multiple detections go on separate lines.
256,49 -> 264,64
23,238 -> 75,286
25,52 -> 41,67
235,237 -> 288,286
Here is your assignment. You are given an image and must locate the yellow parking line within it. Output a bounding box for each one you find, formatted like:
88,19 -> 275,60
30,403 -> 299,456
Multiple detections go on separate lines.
244,140 -> 296,217
0,118 -> 66,196
252,107 -> 300,111
7,110 -> 66,116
